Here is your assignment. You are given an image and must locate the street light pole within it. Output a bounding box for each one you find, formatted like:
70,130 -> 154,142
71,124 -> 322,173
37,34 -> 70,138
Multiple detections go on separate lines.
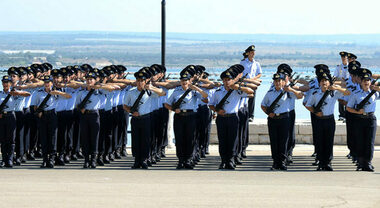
161,0 -> 166,67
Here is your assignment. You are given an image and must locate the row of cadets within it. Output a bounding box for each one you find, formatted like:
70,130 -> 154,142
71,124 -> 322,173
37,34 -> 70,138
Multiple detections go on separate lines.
305,66 -> 350,171
261,72 -> 303,171
164,66 -> 208,169
0,75 -> 31,168
347,68 -> 380,172
123,68 -> 166,169
239,45 -> 262,122
209,66 -> 255,169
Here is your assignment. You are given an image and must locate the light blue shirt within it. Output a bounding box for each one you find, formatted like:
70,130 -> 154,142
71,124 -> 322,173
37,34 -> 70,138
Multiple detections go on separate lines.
77,89 -> 102,110
166,87 -> 203,111
32,89 -> 58,111
341,77 -> 360,102
65,87 -> 77,111
112,90 -> 121,107
347,89 -> 380,113
55,88 -> 68,112
334,64 -> 350,79
23,86 -> 35,109
261,87 -> 296,114
240,58 -> 262,79
208,86 -> 248,114
124,88 -> 159,116
0,91 -> 16,112
306,89 -> 343,116
303,77 -> 319,104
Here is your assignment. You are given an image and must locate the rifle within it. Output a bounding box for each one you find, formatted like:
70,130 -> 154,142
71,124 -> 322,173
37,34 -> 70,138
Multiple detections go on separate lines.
130,90 -> 146,113
355,79 -> 379,110
77,88 -> 95,111
0,88 -> 14,113
313,77 -> 337,113
35,90 -> 54,115
171,79 -> 201,110
214,73 -> 248,112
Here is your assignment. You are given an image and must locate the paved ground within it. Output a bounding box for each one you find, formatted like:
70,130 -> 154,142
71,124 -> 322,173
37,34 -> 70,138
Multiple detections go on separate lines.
1,145 -> 380,208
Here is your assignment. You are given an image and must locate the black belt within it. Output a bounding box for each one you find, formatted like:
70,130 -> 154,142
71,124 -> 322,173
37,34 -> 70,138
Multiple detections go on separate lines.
132,113 -> 151,119
84,110 -> 98,114
218,113 -> 237,117
43,109 -> 55,114
271,112 -> 289,119
354,112 -> 375,118
315,114 -> 334,120
1,111 -> 14,116
176,109 -> 195,116
179,109 -> 194,113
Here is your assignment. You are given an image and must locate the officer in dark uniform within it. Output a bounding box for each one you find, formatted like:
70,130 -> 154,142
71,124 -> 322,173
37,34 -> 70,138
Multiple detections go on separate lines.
165,68 -> 208,169
347,68 -> 380,171
261,73 -> 303,170
33,75 -> 71,168
209,69 -> 254,169
0,75 -> 30,168
124,69 -> 166,169
306,72 -> 350,171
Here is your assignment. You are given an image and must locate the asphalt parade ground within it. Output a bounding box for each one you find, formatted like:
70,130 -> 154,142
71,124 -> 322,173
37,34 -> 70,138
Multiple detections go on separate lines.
1,144 -> 379,208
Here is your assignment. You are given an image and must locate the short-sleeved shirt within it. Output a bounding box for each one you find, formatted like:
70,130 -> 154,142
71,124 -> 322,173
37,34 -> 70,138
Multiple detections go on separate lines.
306,89 -> 343,116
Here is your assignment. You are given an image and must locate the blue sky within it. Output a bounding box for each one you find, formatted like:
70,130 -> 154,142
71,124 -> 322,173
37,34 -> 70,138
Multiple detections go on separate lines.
0,0 -> 379,34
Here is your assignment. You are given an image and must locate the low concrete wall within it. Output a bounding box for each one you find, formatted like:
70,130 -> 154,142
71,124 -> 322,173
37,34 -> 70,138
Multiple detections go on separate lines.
209,119 -> 380,145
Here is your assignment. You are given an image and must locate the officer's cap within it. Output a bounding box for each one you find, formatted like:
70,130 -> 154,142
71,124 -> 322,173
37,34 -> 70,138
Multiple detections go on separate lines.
134,70 -> 149,80
272,73 -> 286,80
220,71 -> 234,80
195,65 -> 206,74
348,61 -> 361,75
42,75 -> 53,82
277,63 -> 292,76
2,75 -> 12,82
347,53 -> 357,59
18,67 -> 28,75
180,65 -> 196,77
231,64 -> 245,74
42,63 -> 53,70
245,45 -> 256,53
117,65 -> 127,73
317,72 -> 332,83
180,72 -> 191,80
51,69 -> 64,77
85,72 -> 97,79
314,64 -> 330,76
339,51 -> 348,57
80,64 -> 92,72
359,68 -> 372,80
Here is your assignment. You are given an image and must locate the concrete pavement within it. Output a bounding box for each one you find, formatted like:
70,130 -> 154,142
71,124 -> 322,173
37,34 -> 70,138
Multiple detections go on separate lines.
0,145 -> 380,208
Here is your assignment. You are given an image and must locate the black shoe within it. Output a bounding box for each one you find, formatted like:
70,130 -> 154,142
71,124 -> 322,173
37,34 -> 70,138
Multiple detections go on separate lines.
279,163 -> 287,171
248,118 -> 253,122
4,160 -> 13,168
131,162 -> 140,169
109,153 -> 115,161
176,162 -> 184,170
77,152 -> 84,159
115,151 -> 122,159
21,155 -> 27,163
146,159 -> 152,167
311,152 -> 317,157
64,155 -> 70,163
34,150 -> 43,158
46,160 -> 54,168
90,161 -> 96,169
362,165 -> 374,172
201,150 -> 206,158
312,159 -> 319,166
83,161 -> 90,169
324,164 -> 333,171
26,153 -> 36,161
241,150 -> 247,158
346,154 -> 352,159
234,157 -> 242,165
121,147 -> 128,157
218,162 -> 225,169
316,165 -> 323,171
0,161 -> 4,168
55,155 -> 65,166
205,149 -> 210,155
225,162 -> 235,170
287,155 -> 293,164
161,149 -> 166,158
40,161 -> 47,168
71,154 -> 78,161
151,157 -> 157,164
14,157 -> 22,166
155,155 -> 161,162
103,155 -> 110,164
184,162 -> 194,169
97,157 -> 105,166
141,162 -> 149,169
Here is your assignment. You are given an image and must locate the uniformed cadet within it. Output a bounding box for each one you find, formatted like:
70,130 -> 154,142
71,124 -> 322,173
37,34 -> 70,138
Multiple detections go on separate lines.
334,51 -> 350,121
347,68 -> 380,172
341,61 -> 362,162
8,67 -> 28,165
0,75 -> 30,168
33,75 -> 71,168
116,65 -> 129,157
164,68 -> 208,169
77,71 -> 116,168
123,69 -> 165,169
261,73 -> 303,170
209,69 -> 254,169
305,72 -> 350,171
240,45 -> 262,122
